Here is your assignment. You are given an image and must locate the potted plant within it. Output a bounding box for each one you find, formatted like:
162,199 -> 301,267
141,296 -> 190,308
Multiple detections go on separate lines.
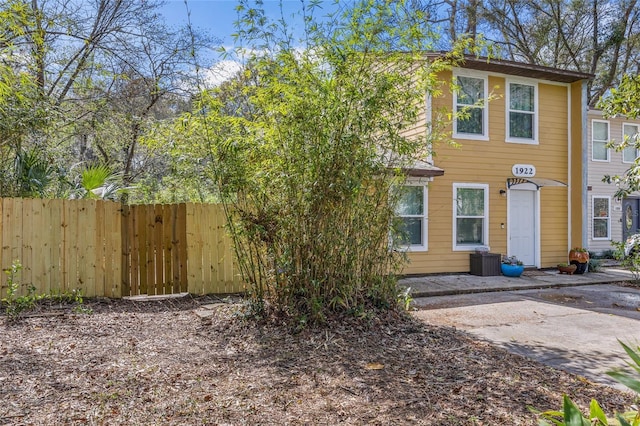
501,255 -> 525,277
568,247 -> 589,274
557,262 -> 577,275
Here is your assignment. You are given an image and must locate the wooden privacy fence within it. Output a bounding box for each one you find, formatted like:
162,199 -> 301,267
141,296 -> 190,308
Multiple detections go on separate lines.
0,198 -> 242,298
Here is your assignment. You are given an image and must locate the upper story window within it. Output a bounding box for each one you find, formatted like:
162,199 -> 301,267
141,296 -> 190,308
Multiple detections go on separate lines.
395,182 -> 428,251
507,81 -> 537,143
453,73 -> 488,140
453,183 -> 488,250
592,120 -> 610,162
623,123 -> 639,163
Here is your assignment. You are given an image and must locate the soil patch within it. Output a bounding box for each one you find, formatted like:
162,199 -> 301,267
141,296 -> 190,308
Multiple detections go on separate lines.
0,296 -> 634,425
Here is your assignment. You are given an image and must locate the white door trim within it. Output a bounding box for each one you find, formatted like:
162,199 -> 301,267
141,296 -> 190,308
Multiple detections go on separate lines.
507,186 -> 540,268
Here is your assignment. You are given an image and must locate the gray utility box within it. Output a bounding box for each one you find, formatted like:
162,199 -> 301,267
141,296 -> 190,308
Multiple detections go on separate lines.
469,253 -> 501,276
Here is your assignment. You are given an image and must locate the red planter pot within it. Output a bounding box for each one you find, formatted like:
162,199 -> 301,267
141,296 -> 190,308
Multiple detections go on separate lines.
568,249 -> 589,274
569,249 -> 589,264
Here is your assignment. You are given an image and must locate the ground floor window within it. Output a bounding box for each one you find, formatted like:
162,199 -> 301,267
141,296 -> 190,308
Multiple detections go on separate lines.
453,183 -> 488,250
395,182 -> 428,251
592,196 -> 610,240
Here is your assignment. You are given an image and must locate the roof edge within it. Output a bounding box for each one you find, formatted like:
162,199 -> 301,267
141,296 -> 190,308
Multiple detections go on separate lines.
424,52 -> 594,83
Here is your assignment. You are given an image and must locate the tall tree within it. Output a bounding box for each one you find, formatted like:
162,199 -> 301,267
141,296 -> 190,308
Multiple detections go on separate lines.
477,0 -> 640,106
0,0 -> 213,198
0,1 -> 53,196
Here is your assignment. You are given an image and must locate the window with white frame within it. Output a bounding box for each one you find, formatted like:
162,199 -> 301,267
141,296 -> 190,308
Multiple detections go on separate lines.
453,184 -> 488,250
592,120 -> 609,161
592,196 -> 610,239
395,183 -> 428,251
623,123 -> 639,163
454,74 -> 487,139
507,81 -> 537,142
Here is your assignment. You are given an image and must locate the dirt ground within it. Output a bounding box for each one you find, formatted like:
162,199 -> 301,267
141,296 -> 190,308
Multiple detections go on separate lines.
0,295 -> 635,425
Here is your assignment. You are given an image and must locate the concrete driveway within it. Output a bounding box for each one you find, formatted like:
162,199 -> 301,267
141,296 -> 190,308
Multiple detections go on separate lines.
412,284 -> 640,389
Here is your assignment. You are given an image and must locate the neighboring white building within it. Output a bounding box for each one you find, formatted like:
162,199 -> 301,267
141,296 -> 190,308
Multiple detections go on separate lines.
587,109 -> 640,254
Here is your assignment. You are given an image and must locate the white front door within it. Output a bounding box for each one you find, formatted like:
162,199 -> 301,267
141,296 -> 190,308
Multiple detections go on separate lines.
509,189 -> 536,266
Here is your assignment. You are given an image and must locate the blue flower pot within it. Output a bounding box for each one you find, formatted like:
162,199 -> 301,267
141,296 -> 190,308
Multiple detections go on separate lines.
501,263 -> 524,277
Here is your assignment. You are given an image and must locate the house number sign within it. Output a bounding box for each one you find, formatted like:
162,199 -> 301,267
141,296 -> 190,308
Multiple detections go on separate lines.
512,164 -> 536,177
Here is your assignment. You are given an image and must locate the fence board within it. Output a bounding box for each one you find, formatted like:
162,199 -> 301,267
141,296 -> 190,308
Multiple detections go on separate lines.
121,204 -> 131,297
143,205 -> 153,295
95,200 -> 106,297
153,205 -> 163,295
162,204 -> 172,295
64,200 -> 79,292
21,199 -> 34,292
202,205 -> 214,294
80,200 -> 98,297
48,199 -> 63,292
30,199 -> 47,293
210,204 -> 220,291
8,199 -> 24,295
104,201 -> 122,298
138,205 -> 149,294
186,204 -> 203,294
220,206 -> 240,292
217,205 -> 241,293
178,203 -> 188,292
0,200 -> 3,289
170,204 -> 181,293
132,205 -> 140,295
0,199 -> 9,291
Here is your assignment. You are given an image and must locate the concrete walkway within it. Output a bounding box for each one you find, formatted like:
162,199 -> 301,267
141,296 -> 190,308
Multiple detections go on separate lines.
400,266 -> 635,297
406,267 -> 640,389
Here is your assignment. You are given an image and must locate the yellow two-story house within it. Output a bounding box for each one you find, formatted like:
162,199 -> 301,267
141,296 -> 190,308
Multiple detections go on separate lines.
399,56 -> 592,274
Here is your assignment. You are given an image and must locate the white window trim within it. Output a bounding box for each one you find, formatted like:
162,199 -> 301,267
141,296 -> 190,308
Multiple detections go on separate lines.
592,195 -> 611,241
591,195 -> 611,241
591,119 -> 610,162
452,69 -> 489,141
397,179 -> 429,252
622,123 -> 639,164
505,79 -> 538,145
452,183 -> 489,251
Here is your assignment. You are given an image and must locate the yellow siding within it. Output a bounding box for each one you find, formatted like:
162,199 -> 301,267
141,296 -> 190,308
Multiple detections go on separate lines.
404,72 -> 575,274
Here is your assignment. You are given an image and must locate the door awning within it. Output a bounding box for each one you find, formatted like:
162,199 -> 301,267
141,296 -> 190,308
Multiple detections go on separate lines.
404,159 -> 445,178
507,177 -> 567,189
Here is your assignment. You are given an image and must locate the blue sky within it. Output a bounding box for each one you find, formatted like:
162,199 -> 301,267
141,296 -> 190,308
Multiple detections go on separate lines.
160,1 -> 334,49
159,1 -> 342,84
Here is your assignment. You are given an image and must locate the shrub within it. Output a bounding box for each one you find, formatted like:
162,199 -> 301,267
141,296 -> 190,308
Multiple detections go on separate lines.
176,1 -> 482,324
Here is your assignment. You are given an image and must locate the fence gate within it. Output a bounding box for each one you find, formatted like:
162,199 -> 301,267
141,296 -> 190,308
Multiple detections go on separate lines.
121,204 -> 188,297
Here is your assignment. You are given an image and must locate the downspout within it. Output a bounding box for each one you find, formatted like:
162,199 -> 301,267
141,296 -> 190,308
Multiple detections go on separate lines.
581,81 -> 589,248
568,84 -> 572,254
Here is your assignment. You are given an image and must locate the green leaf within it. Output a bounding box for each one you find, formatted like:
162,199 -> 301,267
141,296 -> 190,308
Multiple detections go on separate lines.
615,412 -> 632,426
538,417 -> 563,426
563,395 -> 590,426
619,340 -> 640,374
537,411 -> 565,426
589,399 -> 608,425
80,164 -> 113,191
607,370 -> 640,393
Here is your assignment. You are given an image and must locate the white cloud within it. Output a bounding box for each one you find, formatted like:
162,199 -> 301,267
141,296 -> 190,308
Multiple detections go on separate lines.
201,60 -> 243,87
